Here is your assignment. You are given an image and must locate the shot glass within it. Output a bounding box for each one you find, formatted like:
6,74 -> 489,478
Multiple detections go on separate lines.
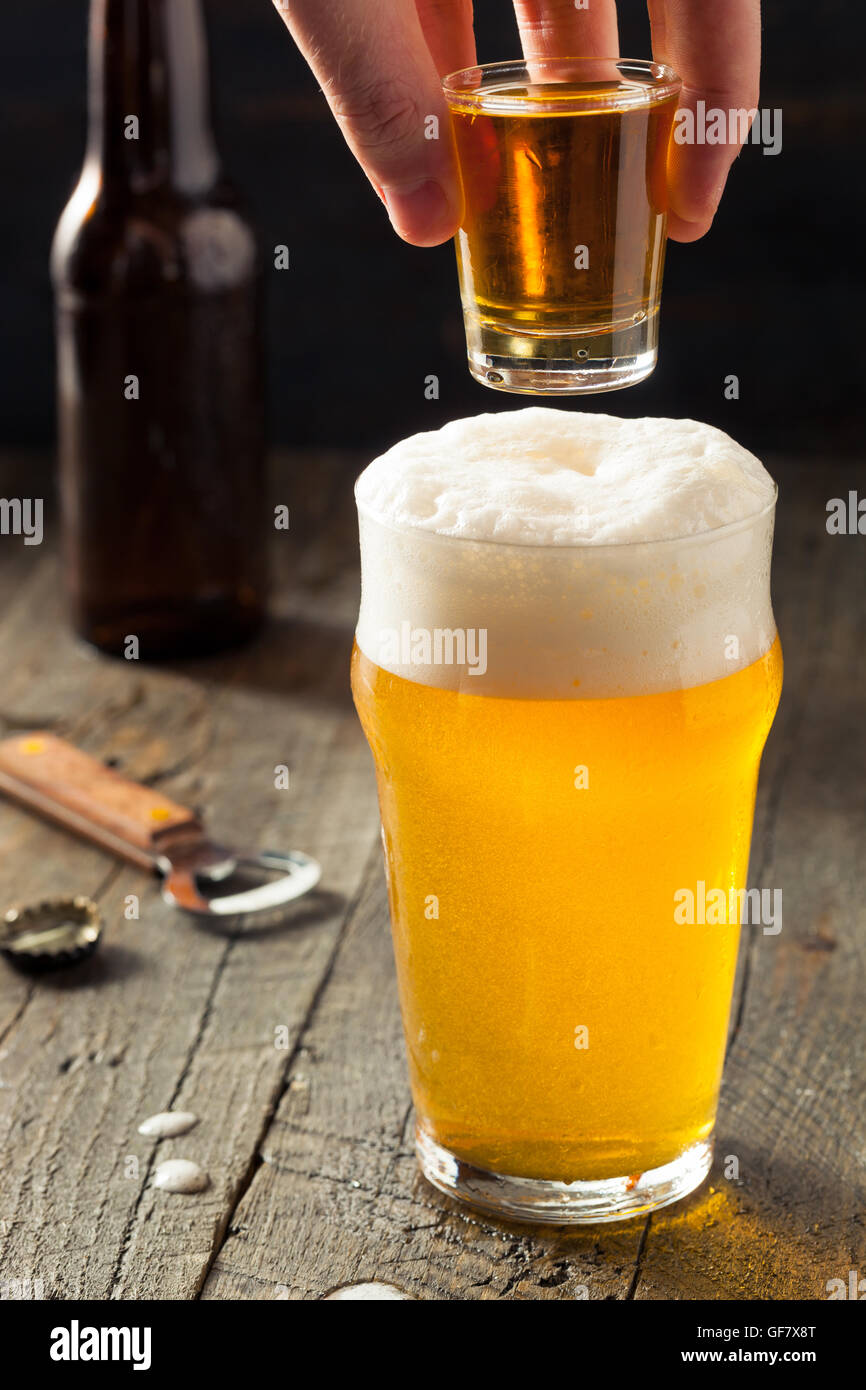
443,58 -> 681,395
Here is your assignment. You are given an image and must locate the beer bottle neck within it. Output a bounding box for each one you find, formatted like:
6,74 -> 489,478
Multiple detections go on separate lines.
86,0 -> 220,193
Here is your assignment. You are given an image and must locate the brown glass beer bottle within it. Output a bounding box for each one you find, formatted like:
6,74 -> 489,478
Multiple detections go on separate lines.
51,0 -> 267,657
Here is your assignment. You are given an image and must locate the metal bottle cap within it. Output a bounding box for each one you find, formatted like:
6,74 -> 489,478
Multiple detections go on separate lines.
1,896 -> 102,971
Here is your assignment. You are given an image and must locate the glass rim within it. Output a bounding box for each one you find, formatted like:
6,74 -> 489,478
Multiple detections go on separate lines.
442,57 -> 682,113
355,485 -> 778,557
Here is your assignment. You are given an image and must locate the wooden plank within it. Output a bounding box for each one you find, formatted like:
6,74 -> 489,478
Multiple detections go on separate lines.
2,450 -> 864,1301
0,451 -> 382,1299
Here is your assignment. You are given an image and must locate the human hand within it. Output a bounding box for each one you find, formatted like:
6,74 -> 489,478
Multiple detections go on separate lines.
272,0 -> 761,245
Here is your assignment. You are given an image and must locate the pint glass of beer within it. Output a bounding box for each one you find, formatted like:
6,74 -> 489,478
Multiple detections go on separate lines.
443,60 -> 681,395
352,409 -> 782,1223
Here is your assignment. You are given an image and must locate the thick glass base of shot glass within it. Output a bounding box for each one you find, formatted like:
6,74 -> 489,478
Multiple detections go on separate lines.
416,1127 -> 713,1225
463,309 -> 658,395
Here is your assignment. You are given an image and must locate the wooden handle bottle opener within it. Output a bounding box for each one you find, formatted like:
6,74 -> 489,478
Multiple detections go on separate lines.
0,733 -> 321,916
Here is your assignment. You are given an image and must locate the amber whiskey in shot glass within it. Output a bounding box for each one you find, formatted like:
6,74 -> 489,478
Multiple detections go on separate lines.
444,59 -> 681,395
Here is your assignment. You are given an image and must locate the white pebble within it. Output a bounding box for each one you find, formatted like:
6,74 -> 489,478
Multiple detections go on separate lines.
138,1110 -> 199,1138
323,1282 -> 414,1300
153,1159 -> 209,1194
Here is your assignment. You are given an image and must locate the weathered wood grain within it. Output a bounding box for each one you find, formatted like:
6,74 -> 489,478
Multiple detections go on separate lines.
0,451 -> 380,1299
1,452 -> 863,1301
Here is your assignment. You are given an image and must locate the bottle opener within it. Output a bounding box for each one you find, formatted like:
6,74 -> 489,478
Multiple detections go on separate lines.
0,733 -> 321,917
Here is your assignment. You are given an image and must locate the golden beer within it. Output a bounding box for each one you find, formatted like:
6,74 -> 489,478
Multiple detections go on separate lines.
352,639 -> 782,1183
444,60 -> 680,394
352,408 -> 781,1222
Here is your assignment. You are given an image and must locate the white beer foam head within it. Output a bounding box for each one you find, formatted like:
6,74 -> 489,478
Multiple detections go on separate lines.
355,409 -> 777,698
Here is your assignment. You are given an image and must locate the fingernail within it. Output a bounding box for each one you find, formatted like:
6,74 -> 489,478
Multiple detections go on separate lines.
382,179 -> 455,246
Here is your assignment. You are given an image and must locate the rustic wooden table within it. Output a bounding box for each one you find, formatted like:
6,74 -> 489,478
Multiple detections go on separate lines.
0,450 -> 863,1301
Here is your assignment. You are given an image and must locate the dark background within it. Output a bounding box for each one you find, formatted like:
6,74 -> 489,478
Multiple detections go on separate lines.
0,0 -> 863,460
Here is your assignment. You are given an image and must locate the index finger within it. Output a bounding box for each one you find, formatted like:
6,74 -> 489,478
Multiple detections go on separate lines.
273,0 -> 465,246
